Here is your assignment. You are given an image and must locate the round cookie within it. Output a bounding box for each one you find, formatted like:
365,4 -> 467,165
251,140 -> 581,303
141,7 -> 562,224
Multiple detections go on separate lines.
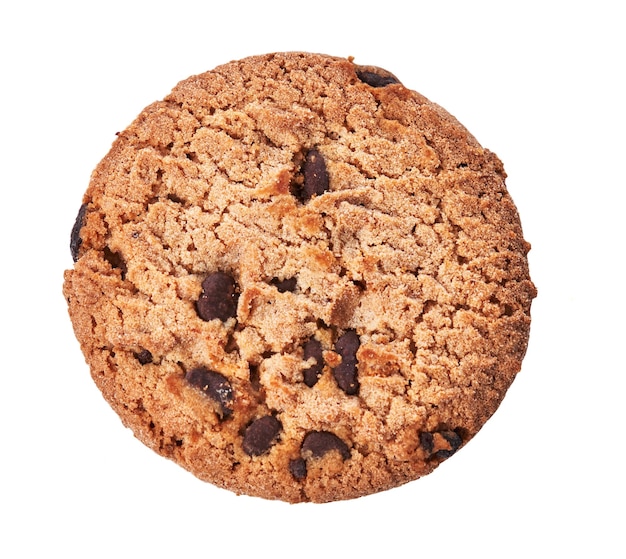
63,52 -> 536,503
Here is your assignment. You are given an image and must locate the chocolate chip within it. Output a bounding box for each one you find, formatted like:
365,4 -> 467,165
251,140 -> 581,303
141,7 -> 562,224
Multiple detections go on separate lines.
270,277 -> 297,293
333,330 -> 360,395
433,430 -> 463,460
70,203 -> 88,262
356,69 -> 400,88
135,349 -> 153,365
419,432 -> 434,454
421,429 -> 464,460
301,431 -> 350,460
289,457 -> 307,480
242,415 -> 282,456
196,272 -> 238,322
301,148 -> 329,201
184,367 -> 234,419
302,338 -> 324,387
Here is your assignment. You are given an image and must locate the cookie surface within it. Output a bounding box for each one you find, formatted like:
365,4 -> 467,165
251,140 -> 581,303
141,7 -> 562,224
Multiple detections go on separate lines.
63,52 -> 536,503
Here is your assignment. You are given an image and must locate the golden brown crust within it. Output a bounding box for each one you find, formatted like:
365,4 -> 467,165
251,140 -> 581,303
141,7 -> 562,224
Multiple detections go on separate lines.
63,52 -> 536,503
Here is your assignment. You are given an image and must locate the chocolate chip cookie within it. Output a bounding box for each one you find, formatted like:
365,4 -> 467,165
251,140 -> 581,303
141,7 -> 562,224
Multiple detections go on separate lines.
63,52 -> 536,503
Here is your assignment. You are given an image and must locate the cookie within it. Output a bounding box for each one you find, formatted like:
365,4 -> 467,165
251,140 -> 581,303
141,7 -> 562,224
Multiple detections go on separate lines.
63,52 -> 536,503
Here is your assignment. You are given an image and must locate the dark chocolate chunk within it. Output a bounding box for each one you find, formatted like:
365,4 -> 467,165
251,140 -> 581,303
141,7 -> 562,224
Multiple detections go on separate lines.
356,69 -> 400,88
302,338 -> 324,388
270,277 -> 297,293
185,367 -> 234,419
135,349 -> 153,365
433,430 -> 463,460
333,330 -> 360,395
289,458 -> 307,480
242,415 -> 282,456
301,148 -> 329,201
301,431 -> 350,460
70,203 -> 88,262
419,431 -> 434,454
196,272 -> 238,322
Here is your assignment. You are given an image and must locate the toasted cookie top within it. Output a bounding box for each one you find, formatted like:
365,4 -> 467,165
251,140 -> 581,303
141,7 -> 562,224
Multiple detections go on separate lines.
64,52 -> 536,503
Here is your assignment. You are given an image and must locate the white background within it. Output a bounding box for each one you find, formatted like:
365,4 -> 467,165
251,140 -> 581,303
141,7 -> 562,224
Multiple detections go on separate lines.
2,1 -> 624,557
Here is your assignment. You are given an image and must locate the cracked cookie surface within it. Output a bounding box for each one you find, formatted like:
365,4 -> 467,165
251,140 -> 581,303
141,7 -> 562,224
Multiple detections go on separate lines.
63,52 -> 536,503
